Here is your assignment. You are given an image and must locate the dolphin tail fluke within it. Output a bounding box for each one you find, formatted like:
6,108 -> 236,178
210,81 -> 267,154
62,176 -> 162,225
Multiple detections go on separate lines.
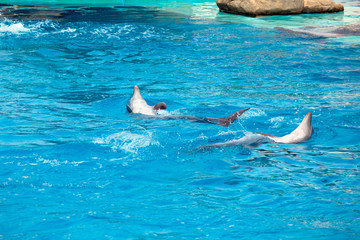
216,108 -> 250,127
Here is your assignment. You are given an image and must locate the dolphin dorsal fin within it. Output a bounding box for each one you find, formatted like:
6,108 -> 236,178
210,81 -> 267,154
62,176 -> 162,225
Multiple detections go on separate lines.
255,112 -> 313,144
132,85 -> 142,99
273,112 -> 313,144
291,112 -> 313,135
127,86 -> 156,115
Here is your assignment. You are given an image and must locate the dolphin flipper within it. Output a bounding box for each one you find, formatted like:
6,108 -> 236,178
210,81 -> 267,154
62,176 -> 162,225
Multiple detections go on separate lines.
153,102 -> 167,111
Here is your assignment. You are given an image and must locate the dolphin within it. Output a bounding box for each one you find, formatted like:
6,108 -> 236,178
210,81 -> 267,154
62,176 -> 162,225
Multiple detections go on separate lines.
196,134 -> 271,150
127,86 -> 167,116
196,112 -> 313,149
257,112 -> 313,144
127,86 -> 250,127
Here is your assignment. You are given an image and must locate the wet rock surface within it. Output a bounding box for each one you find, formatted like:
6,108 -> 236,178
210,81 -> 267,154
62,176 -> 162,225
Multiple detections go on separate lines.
217,0 -> 344,16
277,24 -> 360,37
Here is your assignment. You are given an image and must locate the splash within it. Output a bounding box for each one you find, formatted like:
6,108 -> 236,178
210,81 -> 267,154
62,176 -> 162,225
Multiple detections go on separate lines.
36,157 -> 85,167
94,130 -> 159,153
0,19 -> 62,36
269,116 -> 285,128
90,24 -> 162,41
156,109 -> 171,116
0,22 -> 30,34
241,108 -> 267,119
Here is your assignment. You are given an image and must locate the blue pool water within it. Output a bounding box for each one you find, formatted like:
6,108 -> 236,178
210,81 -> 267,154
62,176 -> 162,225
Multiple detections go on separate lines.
1,1 -> 360,239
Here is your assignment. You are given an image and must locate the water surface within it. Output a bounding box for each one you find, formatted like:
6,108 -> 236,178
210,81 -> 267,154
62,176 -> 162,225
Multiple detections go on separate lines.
0,1 -> 359,239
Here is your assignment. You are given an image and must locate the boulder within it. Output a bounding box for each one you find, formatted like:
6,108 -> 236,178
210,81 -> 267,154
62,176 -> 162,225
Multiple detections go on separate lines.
216,0 -> 304,16
303,0 -> 344,13
216,0 -> 344,16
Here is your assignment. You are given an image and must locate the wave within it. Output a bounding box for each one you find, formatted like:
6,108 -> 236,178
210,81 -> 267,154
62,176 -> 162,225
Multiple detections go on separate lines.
0,18 -> 164,42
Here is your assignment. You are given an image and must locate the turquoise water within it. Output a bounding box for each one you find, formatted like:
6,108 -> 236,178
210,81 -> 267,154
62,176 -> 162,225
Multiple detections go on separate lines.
1,1 -> 360,239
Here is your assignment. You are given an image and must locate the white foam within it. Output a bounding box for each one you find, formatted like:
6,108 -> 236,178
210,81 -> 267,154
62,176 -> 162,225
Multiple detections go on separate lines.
0,19 -> 62,36
156,109 -> 171,116
217,129 -> 239,136
36,157 -> 85,167
0,20 -> 161,40
269,116 -> 285,128
0,22 -> 30,34
91,24 -> 138,39
241,108 -> 267,119
94,131 -> 158,153
58,27 -> 77,33
141,26 -> 159,38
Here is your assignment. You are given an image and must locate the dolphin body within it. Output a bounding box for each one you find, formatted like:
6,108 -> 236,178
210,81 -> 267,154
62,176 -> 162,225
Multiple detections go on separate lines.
126,86 -> 249,127
197,112 -> 313,149
126,86 -> 167,115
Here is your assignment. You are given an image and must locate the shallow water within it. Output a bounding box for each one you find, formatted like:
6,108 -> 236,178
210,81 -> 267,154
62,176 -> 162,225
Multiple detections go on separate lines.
1,1 -> 360,239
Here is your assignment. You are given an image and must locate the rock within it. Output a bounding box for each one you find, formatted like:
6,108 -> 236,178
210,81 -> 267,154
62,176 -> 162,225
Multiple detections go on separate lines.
303,0 -> 344,13
216,0 -> 304,16
276,24 -> 360,37
216,0 -> 344,16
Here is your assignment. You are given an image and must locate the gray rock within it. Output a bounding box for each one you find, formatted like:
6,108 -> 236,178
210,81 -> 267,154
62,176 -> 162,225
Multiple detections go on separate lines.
277,24 -> 360,37
217,0 -> 344,16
